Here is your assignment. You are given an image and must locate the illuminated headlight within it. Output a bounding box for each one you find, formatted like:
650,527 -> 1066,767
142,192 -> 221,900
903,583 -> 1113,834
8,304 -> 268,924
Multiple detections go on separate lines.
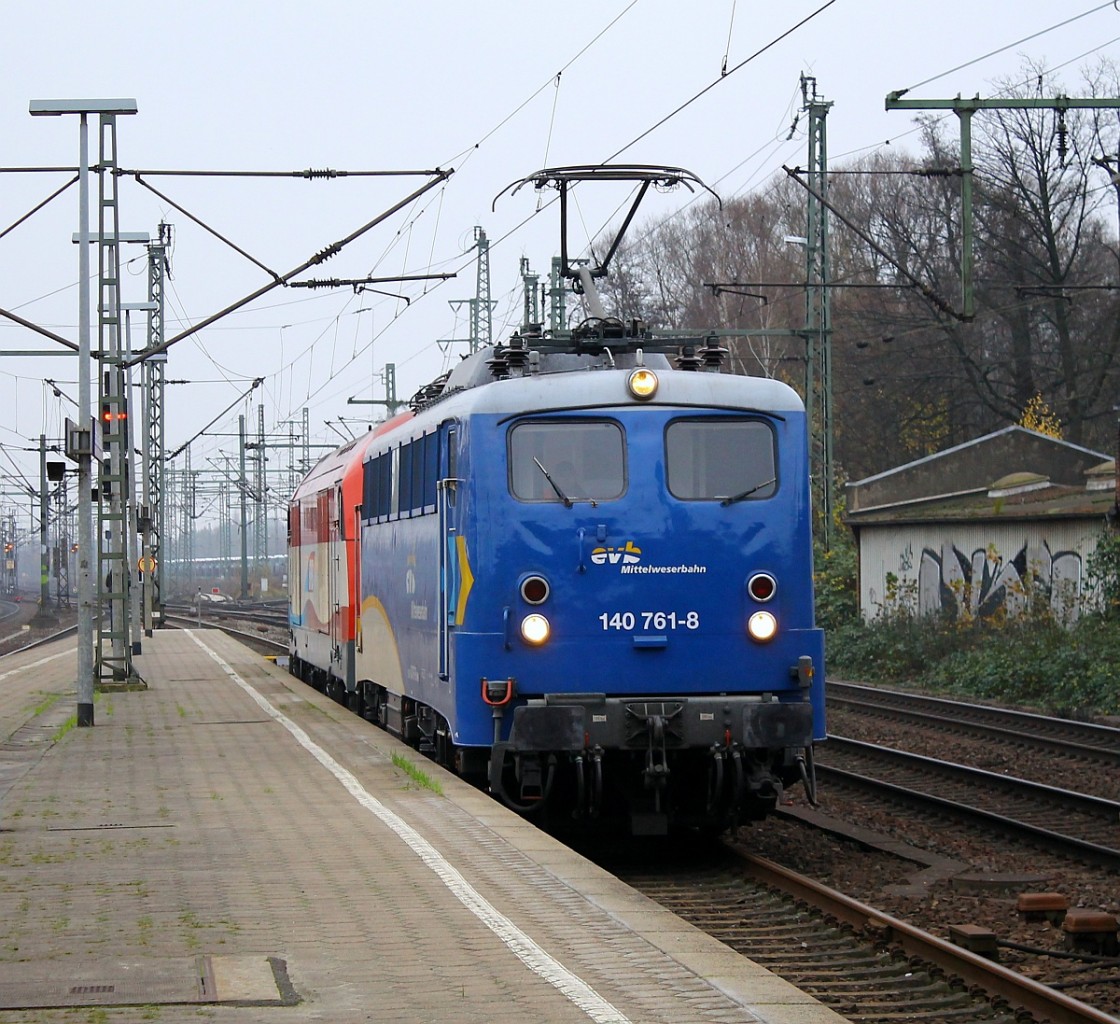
627,367 -> 659,400
520,613 -> 551,646
747,610 -> 778,643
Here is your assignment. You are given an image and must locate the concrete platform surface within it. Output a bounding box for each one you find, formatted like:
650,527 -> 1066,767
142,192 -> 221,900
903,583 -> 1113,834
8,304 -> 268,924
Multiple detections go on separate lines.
0,628 -> 850,1024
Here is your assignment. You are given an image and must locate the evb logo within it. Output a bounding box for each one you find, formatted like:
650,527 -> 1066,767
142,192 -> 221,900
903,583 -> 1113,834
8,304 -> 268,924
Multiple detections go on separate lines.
590,540 -> 642,566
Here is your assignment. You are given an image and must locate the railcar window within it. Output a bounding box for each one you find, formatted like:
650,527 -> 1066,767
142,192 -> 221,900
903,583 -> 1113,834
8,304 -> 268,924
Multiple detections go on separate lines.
377,454 -> 392,517
509,421 -> 625,503
362,456 -> 378,519
362,430 -> 440,522
398,443 -> 414,515
666,419 -> 777,501
422,433 -> 438,508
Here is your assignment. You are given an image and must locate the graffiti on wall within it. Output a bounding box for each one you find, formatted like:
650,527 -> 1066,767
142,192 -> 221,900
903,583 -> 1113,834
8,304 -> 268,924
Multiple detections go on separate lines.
868,537 -> 1084,622
910,539 -> 1082,621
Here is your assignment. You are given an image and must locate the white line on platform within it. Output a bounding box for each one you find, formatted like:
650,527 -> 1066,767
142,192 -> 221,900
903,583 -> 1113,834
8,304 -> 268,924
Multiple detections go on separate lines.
188,630 -> 630,1024
0,648 -> 73,684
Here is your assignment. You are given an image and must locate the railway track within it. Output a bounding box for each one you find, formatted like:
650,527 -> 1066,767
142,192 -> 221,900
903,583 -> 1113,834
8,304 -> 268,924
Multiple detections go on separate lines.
604,841 -> 1117,1024
163,613 -> 288,657
823,680 -> 1120,867
817,736 -> 1120,868
164,600 -> 288,630
829,680 -> 1120,766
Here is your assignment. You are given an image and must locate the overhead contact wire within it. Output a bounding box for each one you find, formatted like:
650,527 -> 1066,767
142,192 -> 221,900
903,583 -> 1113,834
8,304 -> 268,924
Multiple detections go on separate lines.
900,1 -> 1119,94
440,0 -> 641,169
604,0 -> 840,162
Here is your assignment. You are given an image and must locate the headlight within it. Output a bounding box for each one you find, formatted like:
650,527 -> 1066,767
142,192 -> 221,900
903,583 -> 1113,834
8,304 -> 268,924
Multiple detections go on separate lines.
747,610 -> 777,643
520,613 -> 551,646
627,368 -> 659,400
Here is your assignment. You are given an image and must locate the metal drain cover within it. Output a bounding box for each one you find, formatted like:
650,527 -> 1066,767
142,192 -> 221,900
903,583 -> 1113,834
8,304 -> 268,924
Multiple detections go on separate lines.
0,955 -> 292,1008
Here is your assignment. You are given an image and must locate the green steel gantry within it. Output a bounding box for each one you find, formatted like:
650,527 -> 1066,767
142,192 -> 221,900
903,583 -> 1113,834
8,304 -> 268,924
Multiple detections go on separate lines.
885,91 -> 1120,319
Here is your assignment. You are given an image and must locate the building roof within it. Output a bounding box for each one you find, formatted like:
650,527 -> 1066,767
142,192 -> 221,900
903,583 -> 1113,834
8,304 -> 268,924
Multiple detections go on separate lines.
844,426 -> 1115,526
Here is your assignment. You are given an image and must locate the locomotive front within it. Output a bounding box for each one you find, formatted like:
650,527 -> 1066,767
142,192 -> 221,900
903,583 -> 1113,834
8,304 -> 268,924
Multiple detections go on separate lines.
447,356 -> 825,834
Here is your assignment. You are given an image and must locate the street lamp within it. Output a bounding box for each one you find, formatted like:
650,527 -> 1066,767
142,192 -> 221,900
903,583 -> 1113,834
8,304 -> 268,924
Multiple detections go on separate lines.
30,98 -> 137,727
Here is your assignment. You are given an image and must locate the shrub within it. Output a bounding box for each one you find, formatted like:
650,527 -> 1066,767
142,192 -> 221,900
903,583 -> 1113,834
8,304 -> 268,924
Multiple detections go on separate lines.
826,601 -> 1120,718
813,526 -> 859,633
1087,527 -> 1120,617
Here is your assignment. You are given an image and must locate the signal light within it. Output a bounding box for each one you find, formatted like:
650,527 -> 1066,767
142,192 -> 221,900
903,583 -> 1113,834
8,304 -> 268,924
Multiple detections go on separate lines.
99,403 -> 127,433
519,574 -> 550,605
747,573 -> 777,602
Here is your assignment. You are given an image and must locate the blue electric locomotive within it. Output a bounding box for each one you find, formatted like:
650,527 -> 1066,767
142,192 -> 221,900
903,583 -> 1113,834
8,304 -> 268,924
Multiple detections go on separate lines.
289,165 -> 826,834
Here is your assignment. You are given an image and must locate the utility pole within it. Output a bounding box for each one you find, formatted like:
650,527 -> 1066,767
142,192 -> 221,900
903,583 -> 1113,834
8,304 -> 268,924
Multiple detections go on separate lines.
93,112 -> 141,683
165,465 -> 178,590
471,226 -> 492,353
36,435 -> 52,621
30,98 -> 139,724
801,75 -> 834,550
238,416 -> 249,600
249,404 -> 267,578
54,471 -> 71,610
287,418 -> 300,504
302,408 -> 310,481
142,223 -> 170,633
220,455 -> 232,566
548,256 -> 567,336
181,448 -> 195,587
347,365 -> 404,418
121,301 -> 154,653
2,511 -> 15,595
520,257 -> 541,332
442,226 -> 495,354
885,92 -> 1120,319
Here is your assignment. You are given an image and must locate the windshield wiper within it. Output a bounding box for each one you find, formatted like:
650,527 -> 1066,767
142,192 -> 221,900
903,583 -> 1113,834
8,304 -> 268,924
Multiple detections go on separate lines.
533,457 -> 573,508
720,477 -> 776,507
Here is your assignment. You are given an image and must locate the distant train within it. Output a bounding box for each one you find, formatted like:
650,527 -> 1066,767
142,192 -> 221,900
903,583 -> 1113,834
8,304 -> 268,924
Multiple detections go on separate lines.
288,166 -> 825,834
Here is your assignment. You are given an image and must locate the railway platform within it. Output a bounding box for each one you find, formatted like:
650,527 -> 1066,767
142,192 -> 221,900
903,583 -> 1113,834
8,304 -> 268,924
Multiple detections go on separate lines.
0,628 -> 849,1024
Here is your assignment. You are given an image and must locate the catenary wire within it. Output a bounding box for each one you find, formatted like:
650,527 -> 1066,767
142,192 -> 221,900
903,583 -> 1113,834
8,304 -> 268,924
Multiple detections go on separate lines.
900,1 -> 1118,94
603,0 -> 840,162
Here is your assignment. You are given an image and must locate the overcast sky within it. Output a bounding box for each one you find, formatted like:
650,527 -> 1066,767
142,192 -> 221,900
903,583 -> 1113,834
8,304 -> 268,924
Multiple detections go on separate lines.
1,0 -> 1118,524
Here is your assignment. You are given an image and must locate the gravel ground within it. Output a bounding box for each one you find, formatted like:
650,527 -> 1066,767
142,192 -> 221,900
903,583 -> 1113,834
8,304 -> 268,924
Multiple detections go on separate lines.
0,602 -> 73,656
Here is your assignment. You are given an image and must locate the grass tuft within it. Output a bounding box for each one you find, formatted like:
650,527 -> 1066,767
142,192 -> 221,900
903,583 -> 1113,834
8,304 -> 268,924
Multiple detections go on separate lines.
391,752 -> 443,795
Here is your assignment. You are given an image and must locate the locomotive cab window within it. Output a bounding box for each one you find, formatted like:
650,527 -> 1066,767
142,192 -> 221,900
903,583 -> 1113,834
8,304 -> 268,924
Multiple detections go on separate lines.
666,419 -> 777,501
509,420 -> 625,503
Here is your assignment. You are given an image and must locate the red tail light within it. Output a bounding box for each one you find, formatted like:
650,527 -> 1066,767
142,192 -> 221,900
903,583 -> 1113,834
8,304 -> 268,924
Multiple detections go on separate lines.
747,572 -> 776,602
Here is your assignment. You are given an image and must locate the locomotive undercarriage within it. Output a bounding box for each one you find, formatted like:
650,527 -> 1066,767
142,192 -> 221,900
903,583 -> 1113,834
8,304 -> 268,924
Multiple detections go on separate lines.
487,743 -> 811,835
289,654 -> 816,835
486,694 -> 817,834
